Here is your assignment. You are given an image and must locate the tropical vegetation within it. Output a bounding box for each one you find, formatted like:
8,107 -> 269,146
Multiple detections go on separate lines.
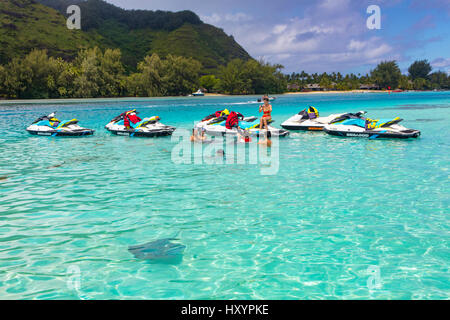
0,48 -> 286,99
285,60 -> 449,92
0,0 -> 251,73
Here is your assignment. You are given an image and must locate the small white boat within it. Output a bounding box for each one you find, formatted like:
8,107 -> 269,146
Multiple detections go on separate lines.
192,89 -> 205,97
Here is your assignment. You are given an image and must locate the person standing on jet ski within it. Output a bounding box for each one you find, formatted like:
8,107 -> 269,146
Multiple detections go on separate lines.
259,96 -> 272,130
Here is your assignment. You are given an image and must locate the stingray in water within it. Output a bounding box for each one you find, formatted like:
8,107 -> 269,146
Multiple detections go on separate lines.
128,238 -> 186,264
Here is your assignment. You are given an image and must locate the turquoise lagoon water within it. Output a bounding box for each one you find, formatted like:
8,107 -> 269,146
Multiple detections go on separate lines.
0,92 -> 449,299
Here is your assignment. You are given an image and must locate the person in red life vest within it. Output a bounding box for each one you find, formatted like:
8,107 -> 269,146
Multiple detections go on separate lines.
259,96 -> 272,130
123,110 -> 142,129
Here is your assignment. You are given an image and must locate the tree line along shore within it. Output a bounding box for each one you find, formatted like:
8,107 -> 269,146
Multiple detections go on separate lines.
0,48 -> 448,100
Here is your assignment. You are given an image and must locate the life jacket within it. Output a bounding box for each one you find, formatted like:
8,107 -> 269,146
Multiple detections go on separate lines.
202,110 -> 225,121
49,117 -> 60,127
124,110 -> 142,128
226,111 -> 240,129
307,106 -> 319,119
365,117 -> 402,130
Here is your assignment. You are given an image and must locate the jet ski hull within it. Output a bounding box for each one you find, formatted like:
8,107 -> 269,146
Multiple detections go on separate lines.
27,129 -> 94,137
280,123 -> 324,131
107,128 -> 175,137
105,121 -> 176,137
204,127 -> 290,137
324,125 -> 421,139
325,129 -> 420,139
26,125 -> 94,137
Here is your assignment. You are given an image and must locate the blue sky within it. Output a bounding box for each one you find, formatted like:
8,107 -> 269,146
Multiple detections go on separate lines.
105,0 -> 450,75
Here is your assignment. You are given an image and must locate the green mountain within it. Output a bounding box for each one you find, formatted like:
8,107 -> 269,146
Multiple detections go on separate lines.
0,0 -> 251,72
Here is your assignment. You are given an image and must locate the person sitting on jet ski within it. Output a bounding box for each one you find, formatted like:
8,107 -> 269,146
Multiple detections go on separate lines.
259,96 -> 272,130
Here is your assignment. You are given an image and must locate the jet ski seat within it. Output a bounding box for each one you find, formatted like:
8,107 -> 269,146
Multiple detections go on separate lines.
365,117 -> 403,130
135,116 -> 160,128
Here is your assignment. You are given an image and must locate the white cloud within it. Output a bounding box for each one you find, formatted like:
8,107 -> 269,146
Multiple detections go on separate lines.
348,40 -> 367,51
273,24 -> 287,34
366,43 -> 392,60
104,0 -> 448,73
222,5 -> 394,73
431,57 -> 450,68
319,0 -> 351,12
431,58 -> 450,73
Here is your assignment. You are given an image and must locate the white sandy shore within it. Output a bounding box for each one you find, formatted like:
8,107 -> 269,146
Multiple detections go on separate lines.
282,90 -> 390,95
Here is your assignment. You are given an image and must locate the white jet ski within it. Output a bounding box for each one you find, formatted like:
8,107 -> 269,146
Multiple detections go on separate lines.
195,109 -> 289,138
281,106 -> 366,131
105,110 -> 175,137
324,116 -> 421,139
26,112 -> 94,136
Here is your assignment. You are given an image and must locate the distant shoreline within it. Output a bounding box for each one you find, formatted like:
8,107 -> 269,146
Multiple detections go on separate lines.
0,90 -> 447,105
282,90 -> 389,95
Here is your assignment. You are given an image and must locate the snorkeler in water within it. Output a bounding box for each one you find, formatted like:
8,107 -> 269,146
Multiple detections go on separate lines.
191,127 -> 208,143
237,128 -> 252,143
258,130 -> 272,147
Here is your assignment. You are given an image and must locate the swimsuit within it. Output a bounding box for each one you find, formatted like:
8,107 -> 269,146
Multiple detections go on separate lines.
262,107 -> 271,119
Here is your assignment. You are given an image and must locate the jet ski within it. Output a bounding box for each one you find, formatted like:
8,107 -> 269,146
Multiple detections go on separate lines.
195,109 -> 289,137
324,115 -> 421,139
26,112 -> 94,136
105,110 -> 176,137
281,106 -> 366,131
